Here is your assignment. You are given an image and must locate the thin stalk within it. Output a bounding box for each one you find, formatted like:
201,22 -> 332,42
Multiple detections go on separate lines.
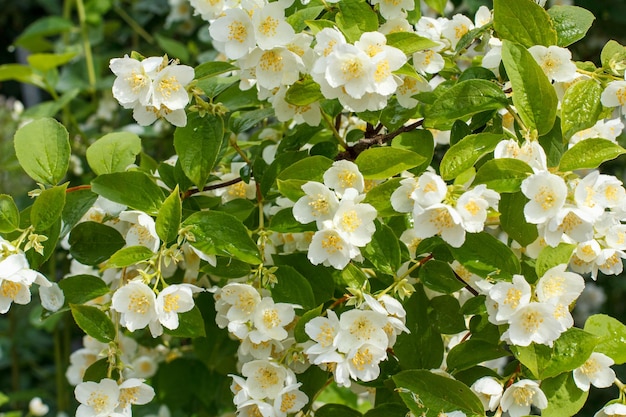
76,0 -> 97,93
113,5 -> 155,44
321,111 -> 348,150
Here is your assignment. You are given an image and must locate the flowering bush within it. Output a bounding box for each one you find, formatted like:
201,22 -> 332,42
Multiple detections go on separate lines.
1,0 -> 626,416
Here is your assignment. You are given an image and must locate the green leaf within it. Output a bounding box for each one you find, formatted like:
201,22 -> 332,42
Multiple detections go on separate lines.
440,133 -> 503,180
362,222 -> 401,275
316,404 -> 362,417
91,171 -> 165,215
27,52 -> 77,72
561,79 -> 603,139
277,156 -> 334,200
423,0 -> 446,14
274,253 -> 335,306
285,77 -> 325,106
559,139 -> 626,171
447,340 -> 510,373
601,40 -> 626,75
58,275 -> 110,305
335,0 -> 379,43
106,246 -> 154,269
362,178 -> 403,217
13,117 -> 70,185
194,61 -> 238,79
541,373 -> 588,417
157,187 -> 182,243
425,80 -> 508,126
584,314 -> 626,365
364,403 -> 408,417
174,113 -> 224,190
385,32 -> 438,55
83,358 -> 118,383
155,34 -> 190,63
31,184 -> 67,231
272,266 -> 316,311
502,41 -> 559,135
394,369 -> 484,416
164,306 -> 206,338
183,211 -> 262,265
68,222 -> 126,265
61,189 -> 98,237
268,208 -> 317,233
0,195 -> 20,233
0,64 -> 45,88
499,192 -> 539,246
86,132 -> 142,176
474,158 -> 533,193
419,260 -> 465,294
14,16 -> 74,51
26,216 -> 61,269
286,5 -> 324,32
512,328 -> 598,379
548,5 -> 595,47
449,232 -> 521,280
535,243 -> 575,277
395,286 -> 444,370
70,304 -> 116,343
355,147 -> 425,180
429,295 -> 466,335
493,0 -> 557,47
230,107 -> 274,135
392,129 -> 434,175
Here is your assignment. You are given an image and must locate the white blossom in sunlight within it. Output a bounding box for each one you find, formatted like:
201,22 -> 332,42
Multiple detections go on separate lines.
601,80 -> 626,112
272,383 -> 308,417
494,139 -> 547,172
110,56 -> 162,108
500,380 -> 548,417
395,74 -> 431,108
0,245 -> 51,314
323,160 -> 365,196
413,49 -> 445,75
332,191 -> 377,247
569,118 -> 624,147
119,210 -> 160,253
573,352 -> 615,391
441,14 -> 474,50
487,275 -> 532,323
521,171 -> 568,224
595,403 -> 626,417
252,2 -> 295,50
249,297 -> 297,343
456,185 -> 499,233
209,8 -> 256,59
116,378 -> 155,415
502,302 -> 562,346
334,309 -> 389,353
293,182 -> 339,226
308,225 -> 360,270
189,0 -> 230,21
74,378 -> 121,417
345,343 -> 387,382
155,284 -> 201,330
111,280 -> 158,333
470,377 -> 502,412
370,0 -> 414,19
305,310 -> 341,363
412,204 -> 466,248
39,282 -> 64,312
150,63 -> 194,110
325,43 -> 374,99
241,360 -> 291,400
528,45 -> 578,82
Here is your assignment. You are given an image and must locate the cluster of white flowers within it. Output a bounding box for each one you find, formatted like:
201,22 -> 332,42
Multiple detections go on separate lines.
596,403 -> 626,417
110,55 -> 194,127
304,293 -> 409,387
0,237 -> 52,314
74,377 -> 154,417
111,281 -> 202,337
391,171 -> 499,248
483,264 -> 584,347
470,377 -> 549,417
292,160 -> 377,269
212,282 -> 309,416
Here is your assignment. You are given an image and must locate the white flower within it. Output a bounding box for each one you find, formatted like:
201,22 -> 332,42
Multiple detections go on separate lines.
456,185 -> 499,233
111,280 -> 158,333
370,0 -> 414,19
441,14 -> 474,50
487,275 -> 532,323
528,45 -> 578,82
345,343 -> 387,382
412,171 -> 448,208
521,171 -> 568,224
218,282 -> 262,325
150,63 -> 194,111
270,86 -> 321,126
241,360 -> 290,400
292,182 -> 339,227
396,75 -> 431,108
595,403 -> 626,417
110,56 -> 162,108
323,160 -> 365,196
155,284 -> 200,330
470,376 -> 502,412
248,297 -> 297,343
209,8 -> 256,60
252,2 -> 294,50
248,47 -> 302,90
119,210 -> 160,253
601,80 -> 626,112
132,104 -> 188,127
307,226 -> 361,270
74,378 -> 121,417
325,43 -> 374,99
413,49 -> 445,75
475,5 -> 492,27
189,0 -> 228,21
500,379 -> 548,417
0,249 -> 50,314
29,397 -> 49,416
494,139 -> 547,172
272,384 -> 308,417
332,193 -> 377,247
502,302 -> 562,346
116,378 -> 155,413
39,282 -> 65,312
535,264 -> 584,305
573,352 -> 615,391
334,309 -> 389,353
305,310 -> 341,362
412,204 -> 466,248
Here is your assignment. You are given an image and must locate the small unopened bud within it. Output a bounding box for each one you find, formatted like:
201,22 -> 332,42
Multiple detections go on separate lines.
29,397 -> 49,416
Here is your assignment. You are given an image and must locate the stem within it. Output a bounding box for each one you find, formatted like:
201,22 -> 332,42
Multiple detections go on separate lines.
66,185 -> 92,193
182,177 -> 244,199
54,324 -> 65,412
321,111 -> 348,150
76,0 -> 96,93
506,105 -> 528,137
9,309 -> 19,393
396,254 -> 433,282
113,5 -> 155,44
453,271 -> 479,296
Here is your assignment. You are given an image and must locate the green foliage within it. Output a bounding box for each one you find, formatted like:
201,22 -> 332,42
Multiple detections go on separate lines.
86,132 -> 142,176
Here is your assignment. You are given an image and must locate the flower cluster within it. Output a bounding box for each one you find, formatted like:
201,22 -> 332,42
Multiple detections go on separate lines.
304,294 -> 409,387
110,55 -> 194,127
483,264 -> 584,347
74,377 -> 154,417
391,171 -> 500,248
292,160 -> 377,269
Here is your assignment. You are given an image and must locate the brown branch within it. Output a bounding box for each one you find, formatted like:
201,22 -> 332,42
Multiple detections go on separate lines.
336,119 -> 424,161
66,185 -> 92,193
453,271 -> 479,296
182,177 -> 243,199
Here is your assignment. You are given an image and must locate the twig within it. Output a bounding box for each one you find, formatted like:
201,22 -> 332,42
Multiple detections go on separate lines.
182,177 -> 243,199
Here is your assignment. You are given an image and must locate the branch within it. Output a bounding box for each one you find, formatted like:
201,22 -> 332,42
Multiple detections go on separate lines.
336,119 -> 424,160
182,177 -> 243,199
